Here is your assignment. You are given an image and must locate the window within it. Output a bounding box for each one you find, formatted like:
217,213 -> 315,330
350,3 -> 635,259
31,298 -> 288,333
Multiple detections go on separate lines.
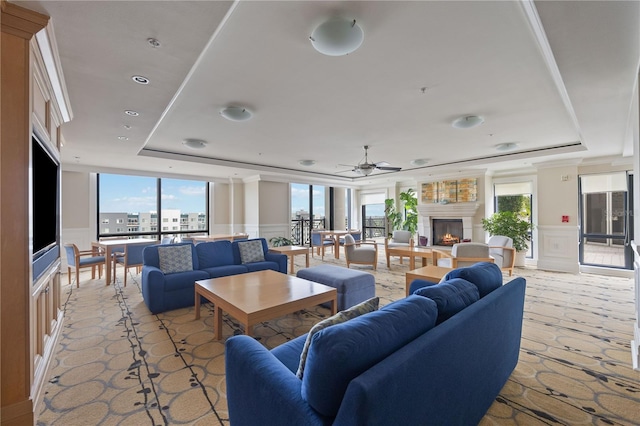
98,173 -> 209,239
361,192 -> 385,239
494,182 -> 533,258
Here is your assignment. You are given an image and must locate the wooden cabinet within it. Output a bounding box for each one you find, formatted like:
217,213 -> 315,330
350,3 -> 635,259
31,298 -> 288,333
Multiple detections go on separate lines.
1,2 -> 69,424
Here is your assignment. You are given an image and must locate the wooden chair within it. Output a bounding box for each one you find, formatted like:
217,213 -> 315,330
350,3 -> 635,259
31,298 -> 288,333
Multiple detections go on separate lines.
384,230 -> 414,266
113,241 -> 156,286
432,242 -> 495,268
64,243 -> 106,288
311,231 -> 334,258
343,234 -> 378,270
488,235 -> 516,276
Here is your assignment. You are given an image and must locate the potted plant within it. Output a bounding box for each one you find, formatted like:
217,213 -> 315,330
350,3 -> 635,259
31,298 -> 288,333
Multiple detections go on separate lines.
400,188 -> 418,235
384,198 -> 403,238
482,211 -> 534,266
269,236 -> 293,247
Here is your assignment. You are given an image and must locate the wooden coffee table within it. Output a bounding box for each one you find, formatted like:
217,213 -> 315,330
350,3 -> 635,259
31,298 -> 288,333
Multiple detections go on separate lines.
405,265 -> 453,296
268,245 -> 310,274
386,246 -> 433,270
194,270 -> 337,340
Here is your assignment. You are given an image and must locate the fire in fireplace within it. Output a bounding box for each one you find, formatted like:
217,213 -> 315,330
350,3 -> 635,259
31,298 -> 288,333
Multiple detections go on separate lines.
433,219 -> 463,246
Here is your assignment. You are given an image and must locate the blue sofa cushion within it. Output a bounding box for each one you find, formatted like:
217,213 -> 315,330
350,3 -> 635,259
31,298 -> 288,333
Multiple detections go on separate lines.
157,244 -> 193,274
245,261 -> 280,273
195,241 -> 235,268
414,278 -> 479,324
408,278 -> 438,295
202,264 -> 248,278
271,334 -> 308,374
163,270 -> 210,292
302,295 -> 438,417
445,262 -> 502,298
237,240 -> 265,263
296,297 -> 380,379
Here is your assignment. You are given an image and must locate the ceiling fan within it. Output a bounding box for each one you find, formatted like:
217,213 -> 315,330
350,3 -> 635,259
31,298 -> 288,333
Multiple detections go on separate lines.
338,145 -> 402,176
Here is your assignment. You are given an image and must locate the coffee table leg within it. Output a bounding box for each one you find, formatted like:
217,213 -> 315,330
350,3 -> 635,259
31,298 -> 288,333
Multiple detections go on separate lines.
422,257 -> 428,267
194,291 -> 201,320
409,256 -> 415,270
289,255 -> 294,274
214,305 -> 222,340
305,252 -> 309,268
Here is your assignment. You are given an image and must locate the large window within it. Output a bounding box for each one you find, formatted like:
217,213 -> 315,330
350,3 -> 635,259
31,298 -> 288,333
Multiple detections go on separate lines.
98,173 -> 208,239
361,192 -> 385,240
290,183 -> 326,245
494,182 -> 533,258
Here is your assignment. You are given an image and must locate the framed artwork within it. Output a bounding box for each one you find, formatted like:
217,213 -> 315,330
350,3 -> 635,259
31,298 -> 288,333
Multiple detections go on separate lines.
421,182 -> 437,202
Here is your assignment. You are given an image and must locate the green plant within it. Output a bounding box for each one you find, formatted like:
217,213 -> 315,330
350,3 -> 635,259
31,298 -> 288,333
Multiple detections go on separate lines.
481,211 -> 534,252
269,236 -> 293,247
400,188 -> 418,235
384,198 -> 403,237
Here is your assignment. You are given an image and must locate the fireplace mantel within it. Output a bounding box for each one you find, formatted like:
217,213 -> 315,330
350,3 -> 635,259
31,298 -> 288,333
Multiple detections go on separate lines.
417,202 -> 481,217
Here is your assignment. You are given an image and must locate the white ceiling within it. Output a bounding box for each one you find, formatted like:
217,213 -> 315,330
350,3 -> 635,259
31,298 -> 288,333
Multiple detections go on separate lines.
17,0 -> 640,186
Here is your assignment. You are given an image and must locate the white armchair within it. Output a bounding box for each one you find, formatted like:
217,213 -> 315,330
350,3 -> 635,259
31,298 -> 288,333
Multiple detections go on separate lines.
488,235 -> 516,276
384,230 -> 414,266
433,242 -> 495,268
343,234 -> 378,270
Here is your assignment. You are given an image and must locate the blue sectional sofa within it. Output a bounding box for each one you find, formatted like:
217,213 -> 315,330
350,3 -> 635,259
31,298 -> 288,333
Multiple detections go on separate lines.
225,262 -> 526,425
141,238 -> 287,314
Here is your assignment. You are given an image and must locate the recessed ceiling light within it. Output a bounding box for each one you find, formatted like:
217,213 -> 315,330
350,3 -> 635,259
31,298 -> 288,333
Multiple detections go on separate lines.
410,158 -> 428,166
123,125 -> 131,130
220,106 -> 252,121
124,110 -> 139,117
495,142 -> 519,151
132,75 -> 150,85
299,159 -> 316,166
182,138 -> 207,149
147,38 -> 161,48
452,115 -> 484,129
117,136 -> 129,141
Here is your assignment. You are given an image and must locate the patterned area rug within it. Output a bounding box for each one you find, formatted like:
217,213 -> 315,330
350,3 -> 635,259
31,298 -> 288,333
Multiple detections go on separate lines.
37,251 -> 640,425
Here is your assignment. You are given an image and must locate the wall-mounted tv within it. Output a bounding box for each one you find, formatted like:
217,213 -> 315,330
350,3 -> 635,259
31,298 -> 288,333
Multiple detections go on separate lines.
31,134 -> 60,262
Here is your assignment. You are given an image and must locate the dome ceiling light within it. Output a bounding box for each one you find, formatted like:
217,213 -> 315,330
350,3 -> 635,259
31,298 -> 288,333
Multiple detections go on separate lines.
452,115 -> 484,129
298,160 -> 316,166
220,106 -> 252,122
410,158 -> 429,166
309,17 -> 364,56
182,138 -> 207,150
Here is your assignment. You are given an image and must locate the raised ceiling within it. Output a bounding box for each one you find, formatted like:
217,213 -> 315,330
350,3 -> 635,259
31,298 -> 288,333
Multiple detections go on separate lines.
17,0 -> 640,185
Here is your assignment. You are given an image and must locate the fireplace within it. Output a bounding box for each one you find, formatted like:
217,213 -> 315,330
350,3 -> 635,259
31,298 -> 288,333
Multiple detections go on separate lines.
432,219 -> 463,246
416,202 -> 481,246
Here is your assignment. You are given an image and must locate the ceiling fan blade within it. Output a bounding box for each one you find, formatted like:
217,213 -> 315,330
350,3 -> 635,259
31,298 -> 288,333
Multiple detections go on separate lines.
335,168 -> 357,174
375,161 -> 390,167
376,166 -> 402,171
338,163 -> 358,168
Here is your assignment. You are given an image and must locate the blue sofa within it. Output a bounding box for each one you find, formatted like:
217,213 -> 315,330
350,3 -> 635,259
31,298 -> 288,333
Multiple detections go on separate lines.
142,238 -> 287,314
225,262 -> 526,425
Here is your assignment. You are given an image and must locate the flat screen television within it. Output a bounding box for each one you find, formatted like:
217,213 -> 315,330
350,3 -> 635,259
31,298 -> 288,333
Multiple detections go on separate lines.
31,134 -> 60,262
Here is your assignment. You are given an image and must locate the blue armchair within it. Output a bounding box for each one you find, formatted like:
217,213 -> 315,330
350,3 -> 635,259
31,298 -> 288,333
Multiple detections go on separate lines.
64,243 -> 106,288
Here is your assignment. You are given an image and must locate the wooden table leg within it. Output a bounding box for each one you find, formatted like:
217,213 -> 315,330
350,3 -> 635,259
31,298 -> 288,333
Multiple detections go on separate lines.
214,305 -> 222,340
305,251 -> 309,267
409,256 -> 415,270
334,236 -> 340,259
289,254 -> 294,274
194,290 -> 201,320
422,257 -> 428,267
105,247 -> 112,285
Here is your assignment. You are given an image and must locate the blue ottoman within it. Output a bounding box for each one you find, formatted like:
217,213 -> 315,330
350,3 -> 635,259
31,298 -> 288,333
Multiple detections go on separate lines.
297,265 -> 375,311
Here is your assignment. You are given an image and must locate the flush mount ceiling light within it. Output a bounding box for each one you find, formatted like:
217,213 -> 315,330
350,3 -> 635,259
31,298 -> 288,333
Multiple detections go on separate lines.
132,75 -> 150,85
309,17 -> 364,56
182,138 -> 207,150
117,136 -> 129,141
298,159 -> 316,166
452,115 -> 484,129
147,38 -> 161,48
124,110 -> 139,117
495,142 -> 519,151
220,106 -> 252,122
410,158 -> 429,166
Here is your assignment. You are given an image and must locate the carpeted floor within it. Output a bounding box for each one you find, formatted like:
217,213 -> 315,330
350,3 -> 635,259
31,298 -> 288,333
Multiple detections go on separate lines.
37,250 -> 640,425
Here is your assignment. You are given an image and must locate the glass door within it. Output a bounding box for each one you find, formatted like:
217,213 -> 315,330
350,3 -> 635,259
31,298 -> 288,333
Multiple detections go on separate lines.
579,172 -> 633,269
